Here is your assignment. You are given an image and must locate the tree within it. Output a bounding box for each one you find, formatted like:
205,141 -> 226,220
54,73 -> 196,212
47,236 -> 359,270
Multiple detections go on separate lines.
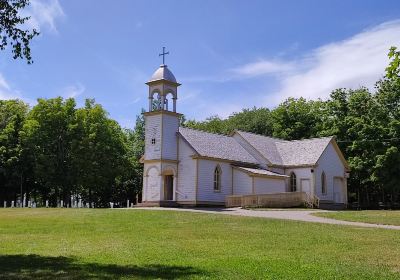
270,97 -> 324,140
0,99 -> 29,203
0,0 -> 39,63
70,99 -> 130,207
386,46 -> 400,80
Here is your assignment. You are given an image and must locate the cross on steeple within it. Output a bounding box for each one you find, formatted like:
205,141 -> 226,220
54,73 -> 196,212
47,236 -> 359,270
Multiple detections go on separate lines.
159,47 -> 169,65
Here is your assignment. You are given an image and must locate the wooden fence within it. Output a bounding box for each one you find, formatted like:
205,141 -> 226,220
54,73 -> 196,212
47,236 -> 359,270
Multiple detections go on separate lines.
225,192 -> 310,208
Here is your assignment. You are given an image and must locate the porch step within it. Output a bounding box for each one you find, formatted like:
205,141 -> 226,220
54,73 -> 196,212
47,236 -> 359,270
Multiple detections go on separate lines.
319,200 -> 347,210
135,201 -> 179,208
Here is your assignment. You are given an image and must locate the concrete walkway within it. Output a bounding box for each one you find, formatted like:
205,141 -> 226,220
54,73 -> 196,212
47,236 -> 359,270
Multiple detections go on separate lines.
126,207 -> 400,230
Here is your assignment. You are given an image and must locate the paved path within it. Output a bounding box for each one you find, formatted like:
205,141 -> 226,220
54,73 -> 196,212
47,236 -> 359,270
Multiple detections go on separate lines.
126,207 -> 400,230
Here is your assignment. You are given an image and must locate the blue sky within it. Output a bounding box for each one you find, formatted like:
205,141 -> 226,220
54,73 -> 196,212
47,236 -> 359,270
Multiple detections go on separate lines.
1,0 -> 400,128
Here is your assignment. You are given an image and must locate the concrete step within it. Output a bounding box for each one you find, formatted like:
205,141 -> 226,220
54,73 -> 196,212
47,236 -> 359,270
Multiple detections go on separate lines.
135,201 -> 179,208
319,200 -> 347,210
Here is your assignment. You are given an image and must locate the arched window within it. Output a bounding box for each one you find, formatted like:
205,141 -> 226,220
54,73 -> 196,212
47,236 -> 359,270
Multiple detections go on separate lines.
321,171 -> 327,195
290,172 -> 297,192
152,92 -> 162,111
214,165 -> 222,192
163,92 -> 174,111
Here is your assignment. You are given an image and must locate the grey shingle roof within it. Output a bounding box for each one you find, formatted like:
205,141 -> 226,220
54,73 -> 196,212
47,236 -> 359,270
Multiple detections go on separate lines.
178,127 -> 258,164
235,131 -> 283,165
179,128 -> 333,167
275,137 -> 333,166
235,167 -> 289,178
236,131 -> 333,166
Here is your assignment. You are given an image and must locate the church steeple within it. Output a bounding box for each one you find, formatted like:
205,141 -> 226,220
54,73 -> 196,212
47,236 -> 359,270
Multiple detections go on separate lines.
146,48 -> 181,113
141,50 -> 182,204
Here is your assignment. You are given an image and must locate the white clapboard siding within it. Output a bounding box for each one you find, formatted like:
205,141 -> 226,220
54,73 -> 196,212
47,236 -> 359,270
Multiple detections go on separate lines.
232,168 -> 252,195
176,137 -> 196,201
161,114 -> 179,160
284,167 -> 312,193
197,159 -> 232,202
144,114 -> 162,160
314,142 -> 347,202
146,165 -> 161,201
254,177 -> 286,194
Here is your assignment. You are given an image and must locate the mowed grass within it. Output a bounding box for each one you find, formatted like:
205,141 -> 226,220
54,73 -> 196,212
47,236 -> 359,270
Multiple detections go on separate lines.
313,210 -> 400,226
0,209 -> 399,279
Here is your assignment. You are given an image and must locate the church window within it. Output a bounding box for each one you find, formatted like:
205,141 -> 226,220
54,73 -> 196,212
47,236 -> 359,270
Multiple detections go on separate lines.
321,171 -> 327,195
151,138 -> 156,145
290,172 -> 297,192
214,165 -> 222,192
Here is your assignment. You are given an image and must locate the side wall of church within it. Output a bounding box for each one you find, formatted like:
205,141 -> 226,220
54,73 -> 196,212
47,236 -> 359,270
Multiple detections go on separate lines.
254,177 -> 286,194
161,114 -> 179,160
284,168 -> 312,193
232,169 -> 252,195
176,137 -> 196,202
314,142 -> 347,203
197,159 -> 232,203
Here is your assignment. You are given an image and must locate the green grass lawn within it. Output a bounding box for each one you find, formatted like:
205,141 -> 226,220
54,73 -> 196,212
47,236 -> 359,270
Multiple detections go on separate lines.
313,210 -> 400,226
0,209 -> 399,279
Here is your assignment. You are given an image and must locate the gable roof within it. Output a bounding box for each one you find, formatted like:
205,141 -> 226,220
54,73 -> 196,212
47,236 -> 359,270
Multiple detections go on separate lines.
178,127 -> 258,164
275,137 -> 334,166
234,131 -> 283,165
235,131 -> 334,167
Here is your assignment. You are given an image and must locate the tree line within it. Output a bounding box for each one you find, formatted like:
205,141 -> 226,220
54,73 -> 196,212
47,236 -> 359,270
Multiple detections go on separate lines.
185,49 -> 400,208
1,48 -> 399,208
0,98 -> 144,207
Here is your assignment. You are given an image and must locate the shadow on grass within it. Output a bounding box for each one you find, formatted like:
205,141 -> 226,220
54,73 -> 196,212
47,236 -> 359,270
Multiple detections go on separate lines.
0,254 -> 206,279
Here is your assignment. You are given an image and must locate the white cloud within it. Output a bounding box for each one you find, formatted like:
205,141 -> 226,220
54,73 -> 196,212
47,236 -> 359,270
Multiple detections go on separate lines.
179,87 -> 242,120
273,20 -> 400,104
231,59 -> 296,77
0,74 -> 10,91
0,73 -> 20,99
232,20 -> 400,106
131,97 -> 141,104
25,0 -> 65,33
61,83 -> 85,98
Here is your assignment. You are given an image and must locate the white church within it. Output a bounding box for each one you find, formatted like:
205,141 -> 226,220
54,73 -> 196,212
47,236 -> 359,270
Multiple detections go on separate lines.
140,61 -> 350,209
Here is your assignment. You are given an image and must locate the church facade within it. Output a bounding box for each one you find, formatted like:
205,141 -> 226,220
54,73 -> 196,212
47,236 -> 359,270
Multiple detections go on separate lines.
141,63 -> 350,208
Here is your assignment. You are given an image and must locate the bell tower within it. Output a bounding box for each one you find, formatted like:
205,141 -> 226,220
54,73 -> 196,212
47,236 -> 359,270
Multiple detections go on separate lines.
142,48 -> 181,205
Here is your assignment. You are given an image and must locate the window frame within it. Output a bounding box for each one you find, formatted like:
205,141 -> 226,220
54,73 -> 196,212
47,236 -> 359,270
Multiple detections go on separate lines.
290,172 -> 297,192
321,171 -> 327,195
213,165 -> 222,192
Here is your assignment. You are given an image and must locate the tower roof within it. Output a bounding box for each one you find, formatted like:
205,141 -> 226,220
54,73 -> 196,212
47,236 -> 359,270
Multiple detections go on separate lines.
148,64 -> 177,84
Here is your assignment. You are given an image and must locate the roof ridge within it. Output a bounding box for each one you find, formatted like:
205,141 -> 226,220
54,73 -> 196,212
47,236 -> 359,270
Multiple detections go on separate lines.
180,126 -> 231,138
236,130 -> 334,143
235,130 -> 283,141
280,136 -> 334,143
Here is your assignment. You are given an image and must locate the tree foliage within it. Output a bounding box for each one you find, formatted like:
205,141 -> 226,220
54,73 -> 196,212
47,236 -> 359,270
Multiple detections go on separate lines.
0,0 -> 39,63
1,47 -> 400,208
0,97 -> 143,207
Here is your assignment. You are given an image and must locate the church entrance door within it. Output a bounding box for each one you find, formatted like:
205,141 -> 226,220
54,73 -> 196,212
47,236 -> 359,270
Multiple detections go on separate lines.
164,175 -> 174,201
